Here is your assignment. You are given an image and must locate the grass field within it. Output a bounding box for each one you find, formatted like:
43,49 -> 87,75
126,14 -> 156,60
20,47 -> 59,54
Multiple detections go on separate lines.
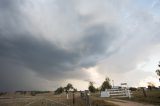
118,89 -> 160,105
89,89 -> 160,106
0,92 -> 77,106
1,90 -> 159,106
0,92 -> 118,106
90,96 -> 118,106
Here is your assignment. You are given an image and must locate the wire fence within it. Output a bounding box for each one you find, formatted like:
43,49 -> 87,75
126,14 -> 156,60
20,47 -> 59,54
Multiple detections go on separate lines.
23,92 -> 87,106
0,92 -> 102,106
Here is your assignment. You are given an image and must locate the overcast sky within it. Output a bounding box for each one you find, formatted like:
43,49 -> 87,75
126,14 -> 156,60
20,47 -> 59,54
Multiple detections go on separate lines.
0,0 -> 160,91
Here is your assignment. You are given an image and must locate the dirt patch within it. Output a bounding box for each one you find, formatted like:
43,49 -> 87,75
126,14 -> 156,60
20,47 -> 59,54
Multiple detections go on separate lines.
106,99 -> 156,106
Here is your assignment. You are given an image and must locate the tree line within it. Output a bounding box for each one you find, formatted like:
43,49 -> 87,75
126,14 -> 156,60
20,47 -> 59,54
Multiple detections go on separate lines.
88,77 -> 112,93
54,77 -> 112,94
54,61 -> 160,94
54,83 -> 77,94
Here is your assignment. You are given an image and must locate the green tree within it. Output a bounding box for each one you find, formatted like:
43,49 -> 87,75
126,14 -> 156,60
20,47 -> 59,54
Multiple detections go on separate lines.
156,69 -> 160,76
101,77 -> 112,91
73,88 -> 77,92
88,81 -> 96,93
147,82 -> 155,91
54,87 -> 64,94
155,62 -> 160,76
65,83 -> 73,91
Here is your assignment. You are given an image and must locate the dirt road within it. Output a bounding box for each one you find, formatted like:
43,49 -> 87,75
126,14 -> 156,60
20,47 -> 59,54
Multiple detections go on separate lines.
106,99 -> 156,106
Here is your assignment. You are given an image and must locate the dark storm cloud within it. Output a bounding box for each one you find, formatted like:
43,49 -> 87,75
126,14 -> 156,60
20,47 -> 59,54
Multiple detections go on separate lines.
0,0 -> 122,91
0,23 -> 117,79
75,24 -> 118,67
1,0 -> 152,90
0,25 -> 117,91
0,35 -> 76,72
0,0 -> 17,9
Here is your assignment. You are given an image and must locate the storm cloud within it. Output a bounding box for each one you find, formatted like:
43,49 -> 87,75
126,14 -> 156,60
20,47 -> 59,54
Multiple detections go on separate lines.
0,0 -> 160,91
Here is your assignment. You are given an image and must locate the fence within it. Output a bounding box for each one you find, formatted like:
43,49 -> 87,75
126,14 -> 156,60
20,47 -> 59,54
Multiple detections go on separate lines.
23,92 -> 87,106
80,91 -> 91,106
0,92 -> 109,106
25,98 -> 71,106
101,88 -> 131,98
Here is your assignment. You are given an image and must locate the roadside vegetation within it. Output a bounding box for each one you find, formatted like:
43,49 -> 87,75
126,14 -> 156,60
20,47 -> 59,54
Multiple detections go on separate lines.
90,94 -> 118,106
54,83 -> 77,94
119,89 -> 160,105
91,99 -> 118,106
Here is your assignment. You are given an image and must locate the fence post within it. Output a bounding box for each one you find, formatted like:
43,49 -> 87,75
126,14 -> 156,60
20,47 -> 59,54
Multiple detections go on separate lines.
125,89 -> 131,99
86,92 -> 91,106
142,88 -> 147,97
66,90 -> 69,99
73,92 -> 75,105
86,94 -> 89,106
88,95 -> 90,106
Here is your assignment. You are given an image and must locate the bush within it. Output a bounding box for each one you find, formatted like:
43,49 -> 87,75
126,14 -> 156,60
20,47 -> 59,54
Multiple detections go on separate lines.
129,87 -> 137,91
30,91 -> 36,96
0,92 -> 7,96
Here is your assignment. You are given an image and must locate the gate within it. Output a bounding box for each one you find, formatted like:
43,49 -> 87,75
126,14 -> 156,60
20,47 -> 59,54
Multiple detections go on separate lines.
101,88 -> 131,98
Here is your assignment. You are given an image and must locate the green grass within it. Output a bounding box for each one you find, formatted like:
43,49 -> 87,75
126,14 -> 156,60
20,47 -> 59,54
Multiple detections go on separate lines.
91,99 -> 118,106
119,89 -> 160,105
90,95 -> 118,106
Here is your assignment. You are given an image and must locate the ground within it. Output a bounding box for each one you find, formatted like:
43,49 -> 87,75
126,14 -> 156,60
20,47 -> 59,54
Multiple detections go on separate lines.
90,89 -> 160,106
0,90 -> 160,106
0,92 -> 78,106
106,99 -> 155,106
128,89 -> 160,105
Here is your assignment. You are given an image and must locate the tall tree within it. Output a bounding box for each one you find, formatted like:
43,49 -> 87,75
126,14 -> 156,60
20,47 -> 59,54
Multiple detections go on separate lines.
65,83 -> 73,91
147,82 -> 155,91
156,62 -> 160,76
101,77 -> 112,91
156,69 -> 160,76
54,87 -> 64,94
88,81 -> 96,93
